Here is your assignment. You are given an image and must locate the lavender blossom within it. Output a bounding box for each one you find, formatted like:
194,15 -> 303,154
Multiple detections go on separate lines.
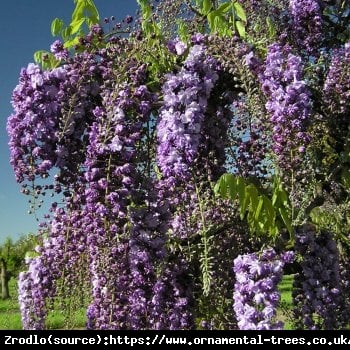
233,248 -> 294,330
157,44 -> 219,180
293,226 -> 343,329
323,42 -> 350,117
289,0 -> 323,55
260,43 -> 312,176
50,39 -> 69,60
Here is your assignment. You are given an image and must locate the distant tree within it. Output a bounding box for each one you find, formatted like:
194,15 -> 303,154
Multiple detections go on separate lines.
0,235 -> 38,299
0,238 -> 14,299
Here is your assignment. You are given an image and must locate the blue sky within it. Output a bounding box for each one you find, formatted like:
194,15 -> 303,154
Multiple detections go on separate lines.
0,0 -> 138,244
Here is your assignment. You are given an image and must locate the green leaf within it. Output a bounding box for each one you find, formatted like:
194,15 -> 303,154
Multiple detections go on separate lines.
246,185 -> 258,212
309,207 -> 321,225
254,197 -> 264,222
278,207 -> 292,234
70,18 -> 85,35
266,16 -> 276,38
263,196 -> 275,225
215,173 -> 286,237
239,183 -> 250,219
214,177 -> 223,196
341,168 -> 350,189
72,0 -> 85,22
34,50 -> 59,70
207,11 -> 216,30
278,188 -> 289,207
195,0 -> 203,8
213,14 -> 221,31
154,165 -> 162,180
215,14 -> 228,34
64,36 -> 80,49
235,20 -> 246,38
177,20 -> 189,42
137,0 -> 152,19
233,2 -> 247,22
263,197 -> 276,235
86,0 -> 99,22
228,176 -> 237,199
214,173 -> 235,199
34,50 -> 45,64
216,2 -> 232,14
272,176 -> 289,207
62,26 -> 72,41
272,191 -> 278,206
236,178 -> 246,219
207,8 -> 231,35
202,0 -> 212,15
51,18 -> 64,37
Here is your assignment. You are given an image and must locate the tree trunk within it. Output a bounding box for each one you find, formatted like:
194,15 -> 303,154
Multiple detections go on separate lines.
0,258 -> 10,299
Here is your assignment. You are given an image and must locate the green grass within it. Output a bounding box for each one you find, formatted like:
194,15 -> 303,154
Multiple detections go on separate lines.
278,274 -> 294,329
0,279 -> 22,329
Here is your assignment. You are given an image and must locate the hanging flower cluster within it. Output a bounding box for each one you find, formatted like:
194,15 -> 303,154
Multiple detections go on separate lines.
339,252 -> 350,326
260,43 -> 312,176
7,64 -> 66,184
154,42 -> 220,329
289,0 -> 323,55
7,0 -> 350,331
293,226 -> 343,329
157,43 -> 219,180
9,50 -> 100,329
323,42 -> 350,117
233,248 -> 294,330
84,70 -> 159,329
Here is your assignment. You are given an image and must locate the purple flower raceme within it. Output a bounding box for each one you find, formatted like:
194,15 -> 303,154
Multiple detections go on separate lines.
12,27 -> 166,330
323,42 -> 350,117
83,61 -> 160,329
154,43 -> 222,329
339,250 -> 350,327
157,43 -> 219,180
9,51 -> 101,329
233,248 -> 294,330
156,42 -> 221,243
11,30 -> 153,329
18,270 -> 43,330
7,63 -> 66,184
260,43 -> 312,176
155,40 -> 244,328
127,203 -> 168,329
289,0 -> 323,55
149,254 -> 195,330
293,226 -> 344,329
17,203 -> 88,330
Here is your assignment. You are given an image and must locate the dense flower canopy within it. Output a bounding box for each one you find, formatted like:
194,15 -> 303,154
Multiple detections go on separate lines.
7,0 -> 350,330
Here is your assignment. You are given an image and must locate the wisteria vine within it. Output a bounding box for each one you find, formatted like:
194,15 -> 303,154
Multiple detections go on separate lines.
7,0 -> 350,330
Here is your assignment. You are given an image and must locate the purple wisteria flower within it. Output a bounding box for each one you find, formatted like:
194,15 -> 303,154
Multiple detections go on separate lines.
289,0 -> 323,55
166,38 -> 187,55
293,226 -> 343,329
157,44 -> 218,180
233,248 -> 294,330
260,43 -> 312,175
323,42 -> 350,116
50,39 -> 69,60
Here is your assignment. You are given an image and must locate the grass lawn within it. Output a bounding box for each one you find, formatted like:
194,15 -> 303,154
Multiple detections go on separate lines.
0,279 -> 22,330
278,274 -> 294,329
